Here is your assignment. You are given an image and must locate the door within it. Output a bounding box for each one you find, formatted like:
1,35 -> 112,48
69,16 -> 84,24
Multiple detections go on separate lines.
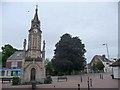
30,68 -> 36,81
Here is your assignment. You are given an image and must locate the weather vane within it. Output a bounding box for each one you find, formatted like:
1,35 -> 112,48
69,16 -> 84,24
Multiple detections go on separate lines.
36,1 -> 38,9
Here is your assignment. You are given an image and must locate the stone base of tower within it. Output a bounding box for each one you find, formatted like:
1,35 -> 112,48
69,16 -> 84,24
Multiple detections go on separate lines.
20,61 -> 46,84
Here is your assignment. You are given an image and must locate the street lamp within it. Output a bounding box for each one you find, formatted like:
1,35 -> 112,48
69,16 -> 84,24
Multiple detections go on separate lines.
103,43 -> 109,60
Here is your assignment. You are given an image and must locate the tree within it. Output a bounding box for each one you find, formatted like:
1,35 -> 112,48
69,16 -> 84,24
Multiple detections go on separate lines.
2,44 -> 18,67
92,63 -> 97,71
52,33 -> 86,75
45,58 -> 54,75
92,61 -> 105,72
96,61 -> 105,70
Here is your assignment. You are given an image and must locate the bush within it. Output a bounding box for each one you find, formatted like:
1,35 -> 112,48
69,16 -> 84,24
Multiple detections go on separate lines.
51,71 -> 58,76
44,75 -> 52,84
12,77 -> 20,85
57,72 -> 64,76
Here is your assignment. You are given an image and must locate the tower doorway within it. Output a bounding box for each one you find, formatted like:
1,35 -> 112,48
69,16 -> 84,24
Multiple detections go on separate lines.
30,68 -> 36,81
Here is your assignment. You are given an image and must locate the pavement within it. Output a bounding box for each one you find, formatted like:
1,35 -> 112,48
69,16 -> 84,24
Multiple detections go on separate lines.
1,73 -> 120,89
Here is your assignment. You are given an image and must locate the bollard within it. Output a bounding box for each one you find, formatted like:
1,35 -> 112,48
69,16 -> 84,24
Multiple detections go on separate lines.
81,76 -> 82,82
78,84 -> 80,90
111,74 -> 114,79
99,74 -> 101,79
88,77 -> 90,90
90,78 -> 92,87
102,75 -> 103,80
31,80 -> 36,89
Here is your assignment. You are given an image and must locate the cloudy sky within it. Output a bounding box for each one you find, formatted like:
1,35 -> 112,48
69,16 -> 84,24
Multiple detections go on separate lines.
1,1 -> 118,63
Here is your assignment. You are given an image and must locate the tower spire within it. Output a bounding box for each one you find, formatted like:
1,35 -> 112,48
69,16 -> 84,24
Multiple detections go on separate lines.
32,3 -> 40,23
31,3 -> 40,29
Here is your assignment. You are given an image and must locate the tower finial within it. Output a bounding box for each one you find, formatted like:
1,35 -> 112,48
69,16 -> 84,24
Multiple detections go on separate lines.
43,40 -> 45,51
35,3 -> 38,13
36,3 -> 38,9
23,39 -> 26,51
36,2 -> 38,12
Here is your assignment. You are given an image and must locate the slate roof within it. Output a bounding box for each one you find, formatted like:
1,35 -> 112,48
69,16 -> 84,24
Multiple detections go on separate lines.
7,51 -> 25,60
92,55 -> 112,62
110,59 -> 120,67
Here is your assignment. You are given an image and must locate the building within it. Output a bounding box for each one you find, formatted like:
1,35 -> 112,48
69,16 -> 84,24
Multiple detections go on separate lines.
110,59 -> 120,79
6,50 -> 25,68
89,55 -> 114,73
0,68 -> 21,78
20,5 -> 46,84
5,5 -> 46,84
84,63 -> 91,73
3,51 -> 24,78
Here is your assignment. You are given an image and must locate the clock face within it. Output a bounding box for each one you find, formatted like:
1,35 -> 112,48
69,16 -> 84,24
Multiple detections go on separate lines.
33,29 -> 38,33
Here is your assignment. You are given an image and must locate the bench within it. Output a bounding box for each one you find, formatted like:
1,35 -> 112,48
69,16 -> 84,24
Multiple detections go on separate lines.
1,78 -> 12,83
57,76 -> 67,82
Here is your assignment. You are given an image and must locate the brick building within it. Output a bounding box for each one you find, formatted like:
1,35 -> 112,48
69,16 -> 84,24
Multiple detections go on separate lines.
6,51 -> 25,68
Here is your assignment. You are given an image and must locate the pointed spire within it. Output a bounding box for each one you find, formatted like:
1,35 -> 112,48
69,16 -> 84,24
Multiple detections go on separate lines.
32,4 -> 40,23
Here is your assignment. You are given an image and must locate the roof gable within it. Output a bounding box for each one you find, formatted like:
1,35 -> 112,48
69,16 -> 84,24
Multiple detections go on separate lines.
90,55 -> 112,65
111,59 -> 120,67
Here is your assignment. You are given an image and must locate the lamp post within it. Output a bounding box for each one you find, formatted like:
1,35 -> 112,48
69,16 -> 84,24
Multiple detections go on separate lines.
103,43 -> 109,59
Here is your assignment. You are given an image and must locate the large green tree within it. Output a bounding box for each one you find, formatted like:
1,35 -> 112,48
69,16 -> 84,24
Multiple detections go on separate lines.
52,33 -> 86,74
2,44 -> 18,67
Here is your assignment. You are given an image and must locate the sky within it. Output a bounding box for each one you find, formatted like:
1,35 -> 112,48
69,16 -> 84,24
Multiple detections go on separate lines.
1,1 -> 118,63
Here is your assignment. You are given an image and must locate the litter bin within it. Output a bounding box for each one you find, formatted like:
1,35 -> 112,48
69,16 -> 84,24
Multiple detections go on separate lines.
31,80 -> 36,89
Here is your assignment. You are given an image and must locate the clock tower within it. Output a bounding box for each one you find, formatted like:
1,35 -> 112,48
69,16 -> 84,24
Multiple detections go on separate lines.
21,5 -> 45,84
27,5 -> 42,59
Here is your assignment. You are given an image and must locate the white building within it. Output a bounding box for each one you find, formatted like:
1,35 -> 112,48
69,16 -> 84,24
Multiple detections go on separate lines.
102,60 -> 114,73
110,59 -> 120,79
90,55 -> 114,73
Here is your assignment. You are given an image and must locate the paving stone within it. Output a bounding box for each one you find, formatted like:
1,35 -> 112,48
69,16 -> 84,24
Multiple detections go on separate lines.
1,73 -> 119,89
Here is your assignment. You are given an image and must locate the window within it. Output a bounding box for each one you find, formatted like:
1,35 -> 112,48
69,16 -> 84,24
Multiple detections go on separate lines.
7,70 -> 11,76
11,61 -> 17,68
2,71 -> 5,76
